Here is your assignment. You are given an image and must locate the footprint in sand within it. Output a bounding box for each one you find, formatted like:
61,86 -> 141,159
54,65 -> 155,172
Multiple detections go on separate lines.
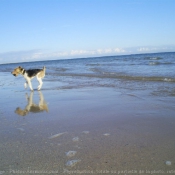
66,151 -> 77,157
72,137 -> 79,142
66,159 -> 81,167
166,161 -> 171,166
17,128 -> 25,132
48,132 -> 67,139
82,131 -> 89,134
103,133 -> 110,136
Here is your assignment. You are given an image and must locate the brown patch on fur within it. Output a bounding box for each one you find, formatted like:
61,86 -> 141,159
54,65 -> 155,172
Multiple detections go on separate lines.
37,66 -> 46,78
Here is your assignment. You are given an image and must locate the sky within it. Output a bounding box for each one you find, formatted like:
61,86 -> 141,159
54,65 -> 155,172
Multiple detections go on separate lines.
0,0 -> 175,63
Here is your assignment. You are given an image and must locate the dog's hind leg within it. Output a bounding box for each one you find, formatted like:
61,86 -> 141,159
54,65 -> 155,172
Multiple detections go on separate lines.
37,77 -> 43,90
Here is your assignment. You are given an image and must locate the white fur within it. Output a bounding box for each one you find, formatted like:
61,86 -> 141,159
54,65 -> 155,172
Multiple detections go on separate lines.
23,73 -> 43,91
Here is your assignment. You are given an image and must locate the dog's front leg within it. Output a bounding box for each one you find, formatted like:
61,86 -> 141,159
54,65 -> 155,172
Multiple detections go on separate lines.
27,80 -> 33,91
24,81 -> 28,89
25,91 -> 34,111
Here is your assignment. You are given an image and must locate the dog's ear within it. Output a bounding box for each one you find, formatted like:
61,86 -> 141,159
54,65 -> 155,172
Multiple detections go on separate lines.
18,66 -> 23,70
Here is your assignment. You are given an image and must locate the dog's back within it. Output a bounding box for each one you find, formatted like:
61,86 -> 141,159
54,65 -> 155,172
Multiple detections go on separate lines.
38,66 -> 46,78
34,66 -> 46,78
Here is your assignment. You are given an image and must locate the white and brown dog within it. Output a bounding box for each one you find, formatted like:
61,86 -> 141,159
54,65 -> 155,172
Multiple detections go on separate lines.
11,66 -> 46,91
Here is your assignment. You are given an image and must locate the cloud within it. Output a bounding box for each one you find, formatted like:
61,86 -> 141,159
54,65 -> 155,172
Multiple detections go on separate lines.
0,50 -> 41,63
70,50 -> 91,55
136,45 -> 175,53
68,48 -> 125,56
30,47 -> 126,60
137,47 -> 157,52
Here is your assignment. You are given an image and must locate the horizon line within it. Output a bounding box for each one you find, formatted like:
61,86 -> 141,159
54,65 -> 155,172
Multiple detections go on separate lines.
0,51 -> 174,65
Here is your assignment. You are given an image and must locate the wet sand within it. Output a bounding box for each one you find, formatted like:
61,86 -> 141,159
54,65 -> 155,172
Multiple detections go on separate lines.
0,72 -> 175,174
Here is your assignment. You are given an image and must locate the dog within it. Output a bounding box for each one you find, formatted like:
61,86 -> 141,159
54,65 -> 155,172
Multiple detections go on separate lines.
11,66 -> 46,91
15,91 -> 48,116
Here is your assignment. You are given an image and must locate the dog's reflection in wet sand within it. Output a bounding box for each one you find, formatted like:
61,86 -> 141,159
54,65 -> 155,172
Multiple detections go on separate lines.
15,91 -> 48,116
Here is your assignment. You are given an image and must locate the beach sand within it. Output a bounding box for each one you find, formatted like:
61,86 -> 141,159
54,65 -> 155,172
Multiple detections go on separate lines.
0,72 -> 175,175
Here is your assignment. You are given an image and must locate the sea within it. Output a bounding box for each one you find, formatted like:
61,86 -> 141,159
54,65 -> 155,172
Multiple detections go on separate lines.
0,52 -> 175,96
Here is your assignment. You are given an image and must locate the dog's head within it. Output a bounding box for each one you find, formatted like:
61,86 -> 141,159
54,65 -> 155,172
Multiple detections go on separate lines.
11,66 -> 23,77
15,107 -> 28,116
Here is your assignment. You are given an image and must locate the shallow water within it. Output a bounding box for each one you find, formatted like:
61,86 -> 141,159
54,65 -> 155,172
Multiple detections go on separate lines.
0,52 -> 175,96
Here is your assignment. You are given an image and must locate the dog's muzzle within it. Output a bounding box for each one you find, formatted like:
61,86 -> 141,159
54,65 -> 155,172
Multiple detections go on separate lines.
12,73 -> 16,77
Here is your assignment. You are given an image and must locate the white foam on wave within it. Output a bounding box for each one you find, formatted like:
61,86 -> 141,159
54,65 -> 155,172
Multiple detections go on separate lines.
164,78 -> 172,82
150,57 -> 158,60
149,61 -> 160,65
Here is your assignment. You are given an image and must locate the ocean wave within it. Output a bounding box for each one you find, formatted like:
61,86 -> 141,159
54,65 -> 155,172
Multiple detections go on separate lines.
47,72 -> 175,83
150,57 -> 163,60
145,57 -> 163,60
47,67 -> 68,72
86,63 -> 101,66
149,61 -> 174,66
89,67 -> 104,74
149,61 -> 161,65
151,89 -> 175,97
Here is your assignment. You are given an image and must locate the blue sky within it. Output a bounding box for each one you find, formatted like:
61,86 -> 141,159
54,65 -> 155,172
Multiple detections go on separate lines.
0,0 -> 175,63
